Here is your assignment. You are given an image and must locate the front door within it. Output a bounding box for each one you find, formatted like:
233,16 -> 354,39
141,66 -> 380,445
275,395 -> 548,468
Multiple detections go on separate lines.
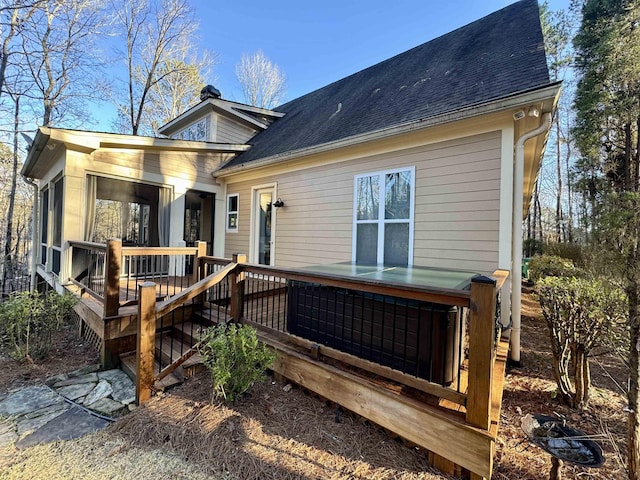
252,187 -> 274,265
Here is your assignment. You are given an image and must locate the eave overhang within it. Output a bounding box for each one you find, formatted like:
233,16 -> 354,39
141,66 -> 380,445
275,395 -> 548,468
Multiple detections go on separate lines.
157,98 -> 285,135
214,82 -> 562,179
21,127 -> 250,179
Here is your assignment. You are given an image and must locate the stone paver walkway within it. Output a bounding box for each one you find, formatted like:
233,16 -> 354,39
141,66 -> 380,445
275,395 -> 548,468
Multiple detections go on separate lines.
0,364 -> 136,448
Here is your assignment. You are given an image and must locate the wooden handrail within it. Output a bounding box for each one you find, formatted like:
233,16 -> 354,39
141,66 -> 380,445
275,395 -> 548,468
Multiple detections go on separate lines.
155,262 -> 237,318
238,263 -> 471,307
69,278 -> 103,302
68,240 -> 107,251
201,255 -> 234,266
122,246 -> 200,256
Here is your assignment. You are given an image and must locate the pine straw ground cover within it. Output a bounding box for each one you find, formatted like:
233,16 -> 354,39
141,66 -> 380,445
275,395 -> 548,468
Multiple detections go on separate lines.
492,288 -> 628,479
0,289 -> 628,480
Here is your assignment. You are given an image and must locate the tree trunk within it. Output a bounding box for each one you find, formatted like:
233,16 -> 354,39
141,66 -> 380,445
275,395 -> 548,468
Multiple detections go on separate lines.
546,318 -> 575,407
556,118 -> 563,242
574,346 -> 590,409
565,142 -> 573,242
627,262 -> 640,479
526,211 -> 532,257
536,195 -> 543,245
2,97 -> 19,294
635,115 -> 639,192
624,122 -> 632,191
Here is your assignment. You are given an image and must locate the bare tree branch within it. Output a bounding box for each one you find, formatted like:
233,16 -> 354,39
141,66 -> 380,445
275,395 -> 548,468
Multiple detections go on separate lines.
235,50 -> 286,109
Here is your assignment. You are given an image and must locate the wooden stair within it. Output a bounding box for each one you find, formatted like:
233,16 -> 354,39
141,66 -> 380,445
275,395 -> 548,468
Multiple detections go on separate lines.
119,320 -> 212,392
191,305 -> 232,325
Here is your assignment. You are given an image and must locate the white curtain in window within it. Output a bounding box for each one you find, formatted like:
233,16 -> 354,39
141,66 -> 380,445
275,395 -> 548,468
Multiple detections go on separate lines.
158,187 -> 171,246
84,175 -> 97,242
120,202 -> 130,240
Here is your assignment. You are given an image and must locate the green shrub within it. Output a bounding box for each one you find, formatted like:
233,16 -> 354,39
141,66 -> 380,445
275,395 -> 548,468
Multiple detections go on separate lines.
0,290 -> 78,361
537,276 -> 626,408
527,254 -> 584,284
542,242 -> 584,266
198,323 -> 276,403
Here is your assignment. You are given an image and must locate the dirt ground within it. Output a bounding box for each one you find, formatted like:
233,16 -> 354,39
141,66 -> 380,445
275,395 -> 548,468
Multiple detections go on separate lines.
0,290 -> 628,479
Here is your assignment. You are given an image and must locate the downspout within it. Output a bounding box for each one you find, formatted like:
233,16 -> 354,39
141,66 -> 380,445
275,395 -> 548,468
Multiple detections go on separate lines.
511,112 -> 552,365
22,175 -> 39,292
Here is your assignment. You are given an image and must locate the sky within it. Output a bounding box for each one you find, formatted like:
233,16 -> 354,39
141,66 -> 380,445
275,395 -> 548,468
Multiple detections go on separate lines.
94,0 -> 572,130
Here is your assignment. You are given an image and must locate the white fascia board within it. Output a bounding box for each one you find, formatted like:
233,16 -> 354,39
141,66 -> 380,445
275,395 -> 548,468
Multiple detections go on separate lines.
158,98 -> 284,134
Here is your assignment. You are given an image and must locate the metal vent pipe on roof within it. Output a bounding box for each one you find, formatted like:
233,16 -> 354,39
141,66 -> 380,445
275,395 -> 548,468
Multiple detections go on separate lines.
200,85 -> 221,101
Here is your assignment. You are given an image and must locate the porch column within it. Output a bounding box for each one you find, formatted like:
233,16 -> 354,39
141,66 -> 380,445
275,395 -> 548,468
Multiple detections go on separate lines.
169,187 -> 186,247
213,194 -> 226,257
61,158 -> 86,284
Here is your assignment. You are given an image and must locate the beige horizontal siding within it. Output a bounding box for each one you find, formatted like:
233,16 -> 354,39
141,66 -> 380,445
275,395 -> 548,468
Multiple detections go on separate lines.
224,130 -> 502,273
216,116 -> 257,144
92,150 -> 228,187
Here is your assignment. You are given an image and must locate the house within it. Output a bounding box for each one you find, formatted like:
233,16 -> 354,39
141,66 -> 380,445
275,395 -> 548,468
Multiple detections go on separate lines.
21,1 -> 558,478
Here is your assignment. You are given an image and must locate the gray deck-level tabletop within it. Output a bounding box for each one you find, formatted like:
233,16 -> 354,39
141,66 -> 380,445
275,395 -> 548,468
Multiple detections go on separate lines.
299,262 -> 480,291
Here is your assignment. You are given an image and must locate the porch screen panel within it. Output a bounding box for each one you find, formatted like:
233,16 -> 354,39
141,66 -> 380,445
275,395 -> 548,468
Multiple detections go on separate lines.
84,175 -> 97,241
53,178 -> 63,247
52,178 -> 63,275
40,189 -> 48,265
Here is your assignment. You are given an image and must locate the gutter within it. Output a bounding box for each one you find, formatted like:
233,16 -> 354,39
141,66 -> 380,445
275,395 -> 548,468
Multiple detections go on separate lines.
511,112 -> 552,365
215,83 -> 561,177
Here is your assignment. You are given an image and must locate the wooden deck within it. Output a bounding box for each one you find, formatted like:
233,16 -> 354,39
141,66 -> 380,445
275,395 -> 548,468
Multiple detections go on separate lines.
68,252 -> 508,480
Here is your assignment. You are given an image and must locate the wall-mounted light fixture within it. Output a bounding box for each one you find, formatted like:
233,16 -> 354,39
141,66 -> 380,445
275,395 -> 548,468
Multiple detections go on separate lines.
273,197 -> 285,208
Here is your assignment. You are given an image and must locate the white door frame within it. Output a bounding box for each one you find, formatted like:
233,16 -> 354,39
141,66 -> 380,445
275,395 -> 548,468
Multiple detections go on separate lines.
249,183 -> 277,266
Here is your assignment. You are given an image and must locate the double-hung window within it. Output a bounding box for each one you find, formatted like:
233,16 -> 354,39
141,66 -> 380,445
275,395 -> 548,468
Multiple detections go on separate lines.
353,167 -> 415,266
226,194 -> 239,232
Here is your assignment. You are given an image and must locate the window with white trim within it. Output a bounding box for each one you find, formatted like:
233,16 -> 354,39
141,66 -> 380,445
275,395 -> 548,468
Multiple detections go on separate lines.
353,167 -> 415,266
226,193 -> 239,231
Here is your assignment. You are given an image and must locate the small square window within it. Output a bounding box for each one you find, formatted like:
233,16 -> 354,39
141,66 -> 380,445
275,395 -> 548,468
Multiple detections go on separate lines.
226,194 -> 239,232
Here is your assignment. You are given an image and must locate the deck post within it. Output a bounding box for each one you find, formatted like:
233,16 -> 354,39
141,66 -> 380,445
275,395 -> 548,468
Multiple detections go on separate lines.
193,241 -> 208,306
466,275 -> 497,480
104,239 -> 122,317
136,282 -> 157,404
193,241 -> 207,283
230,254 -> 247,322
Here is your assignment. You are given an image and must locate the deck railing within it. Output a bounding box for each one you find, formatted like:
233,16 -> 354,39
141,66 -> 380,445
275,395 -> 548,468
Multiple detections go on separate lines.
134,253 -> 508,414
69,241 -> 107,301
70,242 -> 508,479
193,262 -> 475,405
68,239 -> 210,316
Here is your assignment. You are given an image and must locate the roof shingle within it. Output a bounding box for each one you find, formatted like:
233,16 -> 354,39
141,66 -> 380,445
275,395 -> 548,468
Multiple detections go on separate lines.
221,0 -> 550,170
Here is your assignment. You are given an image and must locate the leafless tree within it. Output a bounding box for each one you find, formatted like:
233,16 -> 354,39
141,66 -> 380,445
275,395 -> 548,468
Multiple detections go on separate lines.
0,1 -> 41,101
140,47 -> 215,134
235,50 -> 286,109
112,0 -> 199,135
19,0 -> 108,127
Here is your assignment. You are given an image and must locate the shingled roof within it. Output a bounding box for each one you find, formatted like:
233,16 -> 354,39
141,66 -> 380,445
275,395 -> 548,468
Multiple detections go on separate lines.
219,0 -> 551,171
